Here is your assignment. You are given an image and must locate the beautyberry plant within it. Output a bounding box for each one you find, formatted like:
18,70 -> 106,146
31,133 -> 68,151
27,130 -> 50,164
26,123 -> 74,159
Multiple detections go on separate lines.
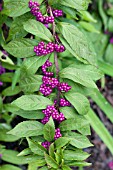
0,0 -> 104,169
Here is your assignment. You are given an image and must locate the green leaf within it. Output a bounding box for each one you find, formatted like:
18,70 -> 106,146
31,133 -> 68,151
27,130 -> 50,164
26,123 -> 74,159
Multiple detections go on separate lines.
2,86 -> 21,96
27,138 -> 46,156
28,160 -> 46,170
104,44 -> 113,64
60,0 -> 90,11
0,164 -> 21,170
79,21 -> 99,33
14,109 -> 44,119
98,0 -> 108,30
21,55 -> 48,76
12,95 -> 53,111
0,73 -> 14,82
63,132 -> 93,148
49,143 -> 55,159
60,66 -> 98,89
85,109 -> 113,155
7,12 -> 33,41
7,121 -> 44,137
90,89 -> 113,123
24,19 -> 53,41
45,153 -> 59,169
55,137 -> 70,149
44,117 -> 55,142
2,0 -> 30,17
65,160 -> 91,167
60,23 -> 97,66
1,149 -> 43,165
0,130 -> 19,142
17,148 -> 32,156
63,149 -> 90,161
62,165 -> 71,170
65,92 -> 90,115
19,75 -> 42,93
59,118 -> 89,131
3,38 -> 37,58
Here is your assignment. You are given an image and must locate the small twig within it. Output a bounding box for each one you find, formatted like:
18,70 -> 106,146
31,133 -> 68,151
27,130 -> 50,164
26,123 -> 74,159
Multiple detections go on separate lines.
49,6 -> 60,104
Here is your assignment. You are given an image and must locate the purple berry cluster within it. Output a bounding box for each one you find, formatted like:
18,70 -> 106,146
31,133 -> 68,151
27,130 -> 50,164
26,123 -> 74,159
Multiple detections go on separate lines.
42,60 -> 53,77
29,0 -> 63,25
52,9 -> 63,18
34,41 -> 65,56
40,59 -> 71,96
29,0 -> 54,24
58,82 -> 72,92
41,141 -> 51,150
41,105 -> 65,124
54,128 -> 62,140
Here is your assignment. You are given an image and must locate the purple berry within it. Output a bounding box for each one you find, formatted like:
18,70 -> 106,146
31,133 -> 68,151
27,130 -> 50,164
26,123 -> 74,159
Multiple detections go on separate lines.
54,128 -> 62,140
41,141 -> 51,149
0,65 -> 6,75
42,76 -> 59,88
58,82 -> 71,92
58,112 -> 65,123
40,84 -> 52,96
60,98 -> 71,107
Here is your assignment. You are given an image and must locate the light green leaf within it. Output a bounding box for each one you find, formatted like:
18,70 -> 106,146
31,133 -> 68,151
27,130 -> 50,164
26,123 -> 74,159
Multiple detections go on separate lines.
0,149 -> 43,165
14,109 -> 44,119
27,138 -> 46,156
0,164 -> 21,170
55,137 -> 70,149
2,0 -> 30,17
63,132 -> 93,148
45,154 -> 59,169
24,19 -> 53,41
2,86 -> 21,96
44,117 -> 55,142
60,0 -> 90,11
64,149 -> 90,161
60,23 -> 97,66
7,121 -> 44,137
21,55 -> 48,76
19,75 -> 42,93
59,118 -> 89,131
12,95 -> 53,111
0,130 -> 20,142
65,92 -> 90,115
7,12 -> 33,40
3,38 -> 37,58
